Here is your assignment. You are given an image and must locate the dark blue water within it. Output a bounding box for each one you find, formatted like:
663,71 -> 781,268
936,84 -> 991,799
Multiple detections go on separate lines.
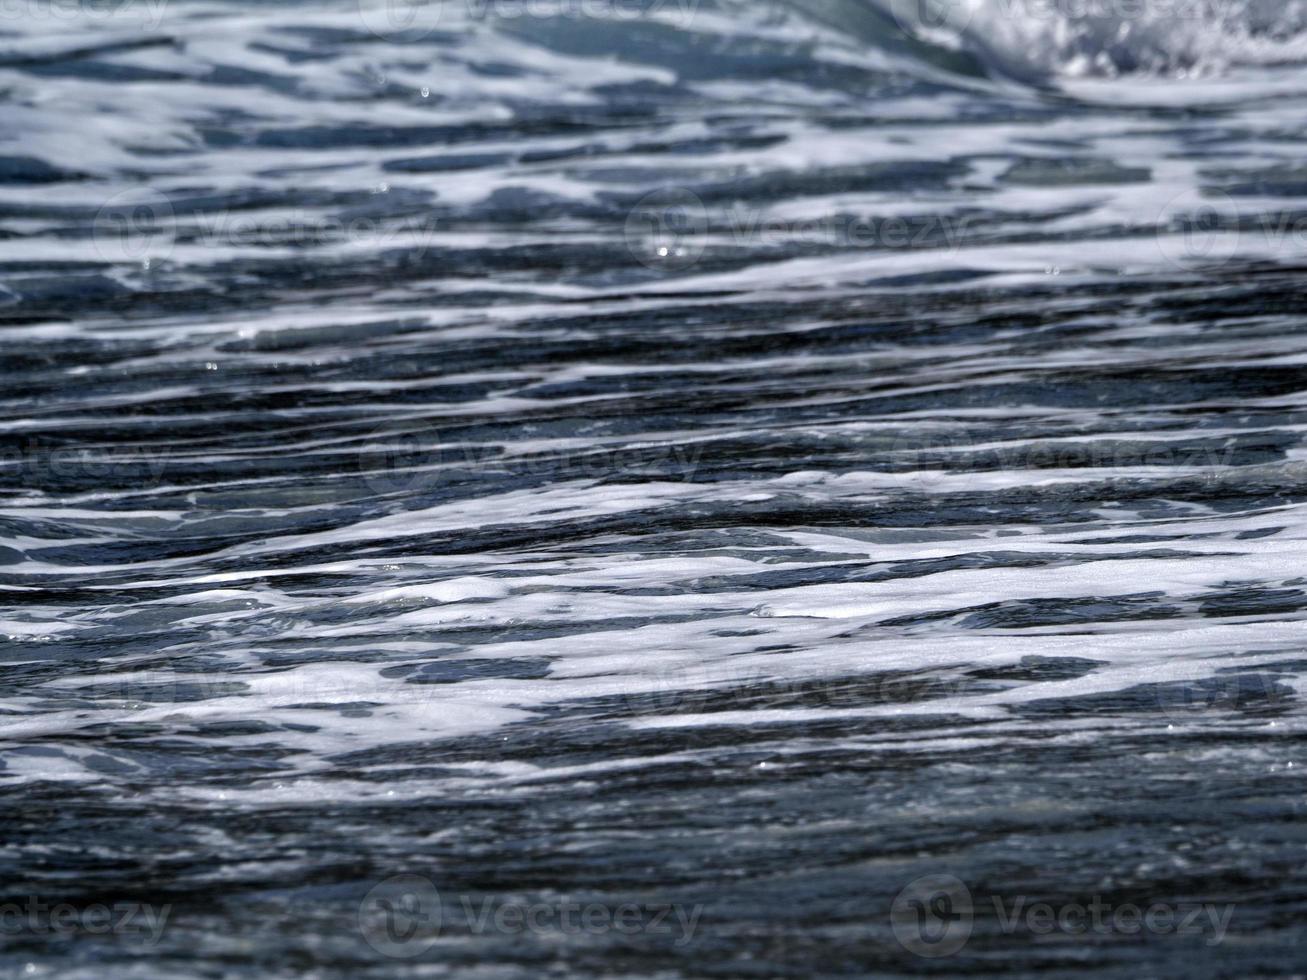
1,1 -> 1306,976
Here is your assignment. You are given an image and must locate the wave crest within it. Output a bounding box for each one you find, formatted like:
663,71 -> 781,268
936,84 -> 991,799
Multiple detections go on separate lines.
877,0 -> 1307,78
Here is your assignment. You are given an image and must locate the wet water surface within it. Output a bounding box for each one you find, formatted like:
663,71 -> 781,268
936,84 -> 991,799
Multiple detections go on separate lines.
1,1 -> 1306,976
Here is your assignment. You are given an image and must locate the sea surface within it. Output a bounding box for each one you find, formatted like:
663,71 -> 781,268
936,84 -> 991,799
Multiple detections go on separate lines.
2,0 -> 1306,976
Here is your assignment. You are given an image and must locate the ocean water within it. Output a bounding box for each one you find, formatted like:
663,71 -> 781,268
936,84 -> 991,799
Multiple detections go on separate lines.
1,0 -> 1306,976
